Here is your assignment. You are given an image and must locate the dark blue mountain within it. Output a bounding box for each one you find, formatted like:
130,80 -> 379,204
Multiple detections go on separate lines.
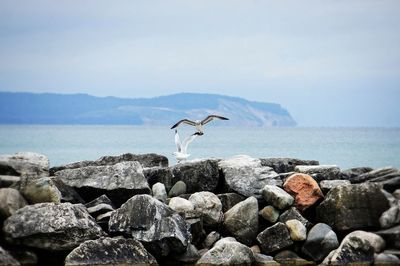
0,92 -> 296,126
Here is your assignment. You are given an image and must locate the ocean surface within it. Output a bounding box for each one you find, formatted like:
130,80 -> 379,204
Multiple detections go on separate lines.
0,125 -> 399,170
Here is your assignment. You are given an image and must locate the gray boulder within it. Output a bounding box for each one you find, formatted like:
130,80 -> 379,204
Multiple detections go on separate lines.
294,165 -> 341,181
54,161 -> 150,206
340,166 -> 373,179
20,177 -> 62,204
319,179 -> 351,193
256,222 -> 293,254
375,253 -> 400,265
393,189 -> 400,199
285,219 -> 306,241
50,153 -> 168,174
376,225 -> 400,249
0,188 -> 27,219
85,194 -> 115,209
152,182 -> 167,203
259,205 -> 279,223
316,183 -> 390,231
51,177 -> 85,204
3,202 -> 105,250
352,167 -> 400,192
223,196 -> 259,246
217,193 -> 246,213
261,185 -> 294,210
144,166 -> 174,191
0,246 -> 20,266
260,157 -> 319,173
0,152 -> 49,178
109,194 -> 190,257
172,243 -> 200,264
323,231 -> 384,265
380,204 -> 400,229
168,181 -> 187,198
197,238 -> 254,266
218,155 -> 281,199
301,223 -> 339,262
168,197 -> 195,216
171,159 -> 220,193
278,207 -> 312,229
202,231 -> 221,249
64,237 -> 158,266
189,192 -> 223,227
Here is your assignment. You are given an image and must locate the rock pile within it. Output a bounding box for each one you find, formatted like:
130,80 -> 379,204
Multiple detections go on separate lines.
0,152 -> 399,265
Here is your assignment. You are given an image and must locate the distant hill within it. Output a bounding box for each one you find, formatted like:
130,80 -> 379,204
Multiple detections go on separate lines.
0,92 -> 296,126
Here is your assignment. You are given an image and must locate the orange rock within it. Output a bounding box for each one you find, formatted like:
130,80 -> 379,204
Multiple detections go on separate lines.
283,173 -> 324,211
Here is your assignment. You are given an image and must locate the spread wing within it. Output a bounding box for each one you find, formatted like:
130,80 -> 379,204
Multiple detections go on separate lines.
201,115 -> 229,125
171,119 -> 197,129
181,133 -> 200,154
174,130 -> 181,152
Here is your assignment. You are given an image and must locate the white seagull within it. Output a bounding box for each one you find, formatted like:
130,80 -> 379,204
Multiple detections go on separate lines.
173,130 -> 200,163
171,115 -> 229,135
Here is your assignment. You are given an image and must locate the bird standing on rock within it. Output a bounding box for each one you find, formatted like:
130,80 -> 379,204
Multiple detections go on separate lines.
170,115 -> 229,135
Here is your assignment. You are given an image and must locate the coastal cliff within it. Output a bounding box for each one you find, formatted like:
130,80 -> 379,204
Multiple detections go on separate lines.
1,152 -> 399,265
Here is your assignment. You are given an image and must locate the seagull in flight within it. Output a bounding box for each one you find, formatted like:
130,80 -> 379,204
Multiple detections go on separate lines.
173,130 -> 200,163
171,115 -> 229,135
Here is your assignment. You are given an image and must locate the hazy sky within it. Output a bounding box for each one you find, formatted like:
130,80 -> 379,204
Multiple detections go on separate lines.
1,0 -> 399,126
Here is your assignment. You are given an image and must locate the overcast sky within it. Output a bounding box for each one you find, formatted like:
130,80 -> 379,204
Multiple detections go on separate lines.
1,0 -> 399,126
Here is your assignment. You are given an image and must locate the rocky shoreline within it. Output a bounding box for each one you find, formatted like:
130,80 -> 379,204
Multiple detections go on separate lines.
0,152 -> 399,266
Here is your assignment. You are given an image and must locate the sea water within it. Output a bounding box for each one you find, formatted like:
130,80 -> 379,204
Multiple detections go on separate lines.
0,125 -> 399,169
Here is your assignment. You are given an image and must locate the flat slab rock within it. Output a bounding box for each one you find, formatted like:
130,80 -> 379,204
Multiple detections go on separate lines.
3,202 -> 105,250
352,167 -> 400,192
0,152 -> 49,178
65,237 -> 158,266
50,153 -> 168,174
260,157 -> 319,173
218,155 -> 281,199
54,161 -> 150,205
294,165 -> 341,181
109,194 -> 190,257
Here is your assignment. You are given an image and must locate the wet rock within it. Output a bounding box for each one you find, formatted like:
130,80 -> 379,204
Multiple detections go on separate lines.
3,202 -> 105,250
323,231 -> 382,265
202,231 -> 221,249
20,177 -> 62,204
217,193 -> 246,213
375,225 -> 400,249
380,204 -> 400,229
171,159 -> 220,193
260,158 -> 319,173
168,181 -> 187,197
218,155 -> 281,199
283,173 -> 324,211
294,165 -> 341,181
168,197 -> 195,215
259,205 -> 279,223
279,207 -> 312,229
223,196 -> 259,246
340,167 -> 373,180
261,185 -> 294,210
188,192 -> 223,227
319,179 -> 351,193
152,182 -> 167,203
301,223 -> 339,262
254,253 -> 280,266
64,237 -> 157,266
257,222 -> 293,254
0,188 -> 27,218
109,194 -> 190,257
54,161 -> 150,206
173,243 -> 200,264
285,219 -> 307,241
352,167 -> 400,192
0,246 -> 20,266
144,166 -> 174,191
375,253 -> 400,265
274,250 -> 314,265
316,183 -> 390,231
50,153 -> 168,175
0,152 -> 49,178
197,237 -> 254,266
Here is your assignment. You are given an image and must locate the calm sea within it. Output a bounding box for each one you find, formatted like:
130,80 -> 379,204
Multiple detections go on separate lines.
0,125 -> 399,170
